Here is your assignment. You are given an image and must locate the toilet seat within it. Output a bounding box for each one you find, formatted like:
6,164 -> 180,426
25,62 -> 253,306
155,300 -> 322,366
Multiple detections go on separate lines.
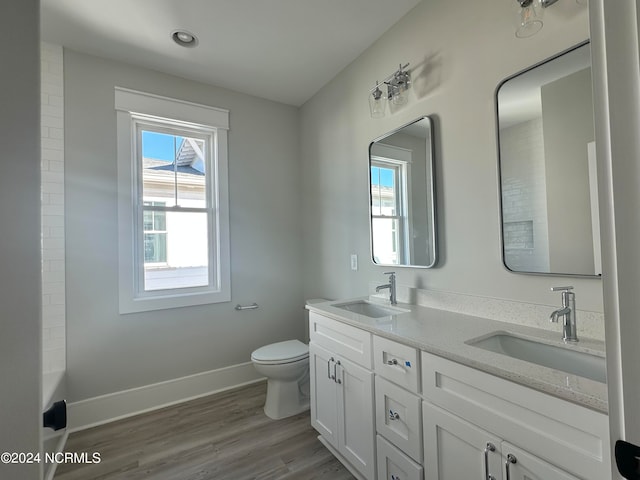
251,340 -> 308,365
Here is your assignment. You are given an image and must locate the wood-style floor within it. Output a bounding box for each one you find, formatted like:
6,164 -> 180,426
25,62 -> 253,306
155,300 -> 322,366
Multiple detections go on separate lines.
55,382 -> 354,480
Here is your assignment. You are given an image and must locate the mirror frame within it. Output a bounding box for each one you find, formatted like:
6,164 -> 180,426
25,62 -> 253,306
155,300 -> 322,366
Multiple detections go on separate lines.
495,41 -> 600,278
368,115 -> 438,269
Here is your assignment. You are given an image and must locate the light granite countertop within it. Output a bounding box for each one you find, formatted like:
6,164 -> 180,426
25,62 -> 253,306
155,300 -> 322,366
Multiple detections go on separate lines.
307,297 -> 608,414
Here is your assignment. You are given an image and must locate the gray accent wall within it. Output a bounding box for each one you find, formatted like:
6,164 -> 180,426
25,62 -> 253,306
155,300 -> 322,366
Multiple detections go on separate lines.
0,1 -> 42,478
300,0 -> 603,311
64,51 -> 303,401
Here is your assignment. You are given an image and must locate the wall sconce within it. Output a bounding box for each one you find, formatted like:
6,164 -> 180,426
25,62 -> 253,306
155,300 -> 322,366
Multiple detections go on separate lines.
369,63 -> 411,118
514,0 -> 559,38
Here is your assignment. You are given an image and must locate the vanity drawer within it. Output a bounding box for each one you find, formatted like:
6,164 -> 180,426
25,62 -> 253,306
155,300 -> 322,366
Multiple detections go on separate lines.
375,376 -> 422,463
309,312 -> 372,368
377,434 -> 423,480
374,335 -> 420,392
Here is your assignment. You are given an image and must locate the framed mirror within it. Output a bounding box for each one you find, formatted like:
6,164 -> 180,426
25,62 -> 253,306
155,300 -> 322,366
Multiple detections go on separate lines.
369,116 -> 437,268
496,42 -> 600,277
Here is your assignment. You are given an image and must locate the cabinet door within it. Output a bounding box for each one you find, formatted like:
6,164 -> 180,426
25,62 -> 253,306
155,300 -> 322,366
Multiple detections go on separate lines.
309,343 -> 339,449
423,401 -> 503,480
502,442 -> 581,480
336,356 -> 376,480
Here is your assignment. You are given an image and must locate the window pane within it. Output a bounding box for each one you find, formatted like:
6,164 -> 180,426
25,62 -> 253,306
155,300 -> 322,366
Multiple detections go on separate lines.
371,165 -> 397,216
153,210 -> 166,231
143,211 -> 209,291
140,131 -> 207,208
144,233 -> 167,263
372,217 -> 399,265
176,137 -> 206,208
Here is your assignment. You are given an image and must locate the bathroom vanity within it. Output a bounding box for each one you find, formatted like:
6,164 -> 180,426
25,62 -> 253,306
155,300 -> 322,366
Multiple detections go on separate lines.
307,299 -> 610,480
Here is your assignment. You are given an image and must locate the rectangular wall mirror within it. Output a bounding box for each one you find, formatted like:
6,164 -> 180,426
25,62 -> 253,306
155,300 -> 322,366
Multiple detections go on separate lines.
496,42 -> 600,277
369,116 -> 437,268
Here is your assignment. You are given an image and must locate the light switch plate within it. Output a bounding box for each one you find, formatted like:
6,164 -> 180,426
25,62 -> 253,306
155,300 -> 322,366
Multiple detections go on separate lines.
350,254 -> 358,271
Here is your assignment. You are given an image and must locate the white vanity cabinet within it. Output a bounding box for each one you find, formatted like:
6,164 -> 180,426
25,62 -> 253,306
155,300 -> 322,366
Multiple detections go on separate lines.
421,352 -> 610,480
373,335 -> 424,480
309,313 -> 376,479
422,403 -> 580,480
307,307 -> 610,480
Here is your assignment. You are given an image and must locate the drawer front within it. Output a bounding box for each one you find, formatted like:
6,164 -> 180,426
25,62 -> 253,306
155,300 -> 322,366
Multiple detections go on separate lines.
421,351 -> 610,480
373,335 -> 420,392
309,312 -> 372,368
377,434 -> 423,480
375,376 -> 422,463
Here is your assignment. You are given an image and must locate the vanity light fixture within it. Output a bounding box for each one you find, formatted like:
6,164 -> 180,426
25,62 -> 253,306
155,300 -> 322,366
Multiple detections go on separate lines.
171,30 -> 199,48
369,63 -> 411,118
514,0 -> 559,38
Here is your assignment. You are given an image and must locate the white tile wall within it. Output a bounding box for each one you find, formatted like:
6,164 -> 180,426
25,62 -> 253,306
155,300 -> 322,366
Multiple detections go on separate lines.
500,118 -> 551,272
41,42 -> 65,374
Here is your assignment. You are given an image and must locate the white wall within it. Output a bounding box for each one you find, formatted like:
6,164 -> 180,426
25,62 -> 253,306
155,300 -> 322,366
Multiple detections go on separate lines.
41,42 -> 66,374
64,50 -> 303,402
0,1 -> 42,478
300,0 -> 603,312
542,68 -> 595,274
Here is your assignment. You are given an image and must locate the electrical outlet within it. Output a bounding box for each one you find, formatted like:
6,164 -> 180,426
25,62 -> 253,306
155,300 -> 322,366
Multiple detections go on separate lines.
350,254 -> 358,271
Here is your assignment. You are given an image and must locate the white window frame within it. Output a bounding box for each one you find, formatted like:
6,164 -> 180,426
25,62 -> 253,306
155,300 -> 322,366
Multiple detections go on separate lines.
371,143 -> 412,264
115,87 -> 230,313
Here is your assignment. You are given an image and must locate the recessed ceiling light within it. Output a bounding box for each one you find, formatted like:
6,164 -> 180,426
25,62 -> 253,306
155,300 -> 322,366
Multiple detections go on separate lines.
171,30 -> 198,48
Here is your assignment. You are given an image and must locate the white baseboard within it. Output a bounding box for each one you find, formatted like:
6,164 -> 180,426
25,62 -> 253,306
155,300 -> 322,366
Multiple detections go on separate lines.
67,362 -> 264,432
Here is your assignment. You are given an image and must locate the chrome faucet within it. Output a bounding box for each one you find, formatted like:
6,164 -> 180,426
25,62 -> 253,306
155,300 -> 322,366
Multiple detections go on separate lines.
376,271 -> 397,305
549,286 -> 578,342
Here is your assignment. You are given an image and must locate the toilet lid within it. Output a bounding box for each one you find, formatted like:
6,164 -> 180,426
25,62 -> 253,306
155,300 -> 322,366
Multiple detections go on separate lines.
251,340 -> 308,364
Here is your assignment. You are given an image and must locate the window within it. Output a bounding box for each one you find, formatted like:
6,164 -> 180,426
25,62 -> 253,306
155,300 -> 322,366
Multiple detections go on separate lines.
116,88 -> 230,313
143,201 -> 167,264
370,147 -> 411,265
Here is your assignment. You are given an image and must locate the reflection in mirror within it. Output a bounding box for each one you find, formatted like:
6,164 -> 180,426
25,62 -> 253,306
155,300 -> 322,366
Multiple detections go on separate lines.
369,116 -> 437,268
497,42 -> 600,277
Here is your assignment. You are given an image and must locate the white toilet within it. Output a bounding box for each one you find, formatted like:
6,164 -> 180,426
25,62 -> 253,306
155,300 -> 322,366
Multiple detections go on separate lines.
251,339 -> 310,419
251,298 -> 327,420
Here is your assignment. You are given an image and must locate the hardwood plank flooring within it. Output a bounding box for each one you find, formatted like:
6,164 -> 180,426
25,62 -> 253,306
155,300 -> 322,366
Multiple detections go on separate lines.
55,382 -> 355,480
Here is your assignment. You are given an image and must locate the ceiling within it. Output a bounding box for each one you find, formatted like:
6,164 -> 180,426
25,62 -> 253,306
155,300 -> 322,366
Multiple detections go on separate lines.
41,0 -> 422,106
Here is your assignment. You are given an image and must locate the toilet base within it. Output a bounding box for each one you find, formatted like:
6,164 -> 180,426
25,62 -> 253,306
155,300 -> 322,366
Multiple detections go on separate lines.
263,378 -> 310,420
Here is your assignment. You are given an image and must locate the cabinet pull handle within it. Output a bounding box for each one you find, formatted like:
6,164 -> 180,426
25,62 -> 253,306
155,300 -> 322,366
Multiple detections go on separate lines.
386,358 -> 398,365
335,360 -> 342,384
328,357 -> 335,380
389,410 -> 400,421
484,443 -> 496,480
391,475 -> 400,480
505,453 -> 517,480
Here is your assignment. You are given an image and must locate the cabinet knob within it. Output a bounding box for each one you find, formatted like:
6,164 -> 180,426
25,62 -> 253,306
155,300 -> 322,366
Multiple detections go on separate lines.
484,443 -> 496,480
505,453 -> 517,480
389,410 -> 400,421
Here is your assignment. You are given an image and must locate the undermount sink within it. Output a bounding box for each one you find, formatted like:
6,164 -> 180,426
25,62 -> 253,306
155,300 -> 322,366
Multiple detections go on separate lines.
332,300 -> 408,318
467,332 -> 606,383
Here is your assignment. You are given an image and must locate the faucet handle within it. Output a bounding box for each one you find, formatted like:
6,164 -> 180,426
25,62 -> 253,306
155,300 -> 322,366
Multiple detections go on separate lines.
551,286 -> 574,292
383,271 -> 396,276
